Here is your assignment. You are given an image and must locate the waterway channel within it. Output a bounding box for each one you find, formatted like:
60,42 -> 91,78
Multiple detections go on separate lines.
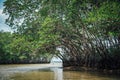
0,64 -> 120,80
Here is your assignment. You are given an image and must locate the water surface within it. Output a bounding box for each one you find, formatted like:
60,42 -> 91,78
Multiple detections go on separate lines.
0,64 -> 120,80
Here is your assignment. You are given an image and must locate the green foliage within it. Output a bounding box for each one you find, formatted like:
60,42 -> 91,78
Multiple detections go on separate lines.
1,0 -> 120,69
87,1 -> 120,21
8,36 -> 31,55
0,31 -> 12,62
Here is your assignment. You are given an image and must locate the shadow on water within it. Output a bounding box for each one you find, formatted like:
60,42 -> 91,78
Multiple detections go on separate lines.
0,64 -> 120,80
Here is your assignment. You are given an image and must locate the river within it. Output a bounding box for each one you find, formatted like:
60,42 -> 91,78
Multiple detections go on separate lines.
0,64 -> 120,80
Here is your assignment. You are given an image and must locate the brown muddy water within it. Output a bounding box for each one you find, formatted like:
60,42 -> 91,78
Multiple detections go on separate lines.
0,64 -> 120,80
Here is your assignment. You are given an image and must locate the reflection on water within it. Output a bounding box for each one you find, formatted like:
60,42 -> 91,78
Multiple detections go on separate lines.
51,68 -> 63,80
0,64 -> 120,80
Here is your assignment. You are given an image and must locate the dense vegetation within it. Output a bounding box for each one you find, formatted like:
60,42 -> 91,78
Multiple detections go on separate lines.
0,0 -> 120,69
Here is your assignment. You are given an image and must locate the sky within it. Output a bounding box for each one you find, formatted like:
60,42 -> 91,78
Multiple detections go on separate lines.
0,0 -> 11,32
